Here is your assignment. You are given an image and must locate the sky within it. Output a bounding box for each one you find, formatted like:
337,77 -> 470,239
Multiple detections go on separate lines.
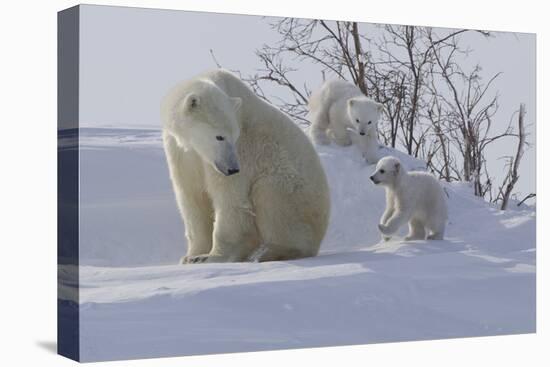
78,4 -> 536,199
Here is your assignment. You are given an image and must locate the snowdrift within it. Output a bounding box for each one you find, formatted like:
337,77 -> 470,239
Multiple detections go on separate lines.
59,128 -> 535,362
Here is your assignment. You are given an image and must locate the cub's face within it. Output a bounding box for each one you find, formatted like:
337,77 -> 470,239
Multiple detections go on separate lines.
347,98 -> 384,136
370,156 -> 401,186
166,87 -> 242,176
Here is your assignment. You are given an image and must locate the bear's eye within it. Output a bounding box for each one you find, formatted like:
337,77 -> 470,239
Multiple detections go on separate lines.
368,121 -> 372,125
380,169 -> 385,174
356,118 -> 360,123
215,136 -> 225,141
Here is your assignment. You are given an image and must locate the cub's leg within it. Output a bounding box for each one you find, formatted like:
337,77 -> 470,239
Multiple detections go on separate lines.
309,105 -> 331,145
380,192 -> 395,241
378,206 -> 412,237
427,227 -> 445,240
328,124 -> 352,146
404,218 -> 426,241
328,105 -> 352,146
357,135 -> 380,164
310,125 -> 331,145
426,215 -> 446,240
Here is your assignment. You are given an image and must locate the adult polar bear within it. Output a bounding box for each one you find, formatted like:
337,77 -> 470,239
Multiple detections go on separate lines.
162,69 -> 330,263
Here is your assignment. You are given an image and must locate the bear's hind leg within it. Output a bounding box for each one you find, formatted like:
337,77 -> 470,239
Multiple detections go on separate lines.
253,217 -> 317,262
427,230 -> 445,240
249,243 -> 312,262
252,182 -> 320,262
204,207 -> 259,263
183,204 -> 259,264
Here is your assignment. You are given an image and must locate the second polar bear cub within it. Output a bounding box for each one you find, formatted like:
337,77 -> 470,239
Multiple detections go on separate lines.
308,79 -> 383,163
370,156 -> 448,241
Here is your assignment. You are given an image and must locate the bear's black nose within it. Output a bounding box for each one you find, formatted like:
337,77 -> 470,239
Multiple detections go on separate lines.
227,168 -> 240,176
359,132 -> 366,136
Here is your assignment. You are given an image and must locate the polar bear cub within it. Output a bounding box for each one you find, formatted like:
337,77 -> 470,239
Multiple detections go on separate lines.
308,79 -> 383,163
370,156 -> 448,241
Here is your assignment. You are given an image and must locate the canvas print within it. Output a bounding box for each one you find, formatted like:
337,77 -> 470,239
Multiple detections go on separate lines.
58,4 -> 536,362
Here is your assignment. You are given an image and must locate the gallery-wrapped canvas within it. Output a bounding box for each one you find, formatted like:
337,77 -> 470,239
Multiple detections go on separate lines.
58,4 -> 536,362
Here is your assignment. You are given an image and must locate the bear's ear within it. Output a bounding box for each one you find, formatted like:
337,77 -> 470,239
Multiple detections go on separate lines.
376,102 -> 385,113
231,97 -> 242,112
184,93 -> 200,110
348,99 -> 355,107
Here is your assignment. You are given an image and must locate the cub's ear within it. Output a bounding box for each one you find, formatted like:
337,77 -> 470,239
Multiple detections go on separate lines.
348,99 -> 355,107
376,102 -> 385,113
183,93 -> 200,110
394,162 -> 401,175
231,97 -> 242,112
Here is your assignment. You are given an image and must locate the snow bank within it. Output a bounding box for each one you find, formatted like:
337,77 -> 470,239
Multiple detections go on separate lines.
59,128 -> 535,362
76,129 -> 427,266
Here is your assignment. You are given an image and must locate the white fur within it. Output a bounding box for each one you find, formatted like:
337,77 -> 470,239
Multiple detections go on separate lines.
161,69 -> 330,264
308,80 -> 383,163
370,156 -> 448,241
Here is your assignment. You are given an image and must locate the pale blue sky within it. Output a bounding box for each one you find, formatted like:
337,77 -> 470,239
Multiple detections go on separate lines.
78,5 -> 536,198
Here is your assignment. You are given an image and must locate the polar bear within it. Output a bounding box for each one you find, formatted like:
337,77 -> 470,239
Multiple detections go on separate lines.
308,79 -> 383,163
161,69 -> 330,264
370,156 -> 447,241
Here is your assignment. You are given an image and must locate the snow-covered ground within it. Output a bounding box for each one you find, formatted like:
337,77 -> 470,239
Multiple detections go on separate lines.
58,128 -> 536,362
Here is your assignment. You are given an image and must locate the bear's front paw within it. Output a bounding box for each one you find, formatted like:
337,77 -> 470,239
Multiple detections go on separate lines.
180,254 -> 210,264
378,223 -> 392,236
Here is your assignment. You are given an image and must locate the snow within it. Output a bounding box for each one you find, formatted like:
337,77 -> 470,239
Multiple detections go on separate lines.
58,128 -> 536,362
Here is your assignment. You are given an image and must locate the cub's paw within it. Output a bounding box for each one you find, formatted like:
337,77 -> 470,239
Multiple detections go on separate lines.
378,223 -> 392,236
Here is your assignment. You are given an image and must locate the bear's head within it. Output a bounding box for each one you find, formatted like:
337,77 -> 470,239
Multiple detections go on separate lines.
347,97 -> 384,137
370,156 -> 403,186
162,81 -> 242,176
